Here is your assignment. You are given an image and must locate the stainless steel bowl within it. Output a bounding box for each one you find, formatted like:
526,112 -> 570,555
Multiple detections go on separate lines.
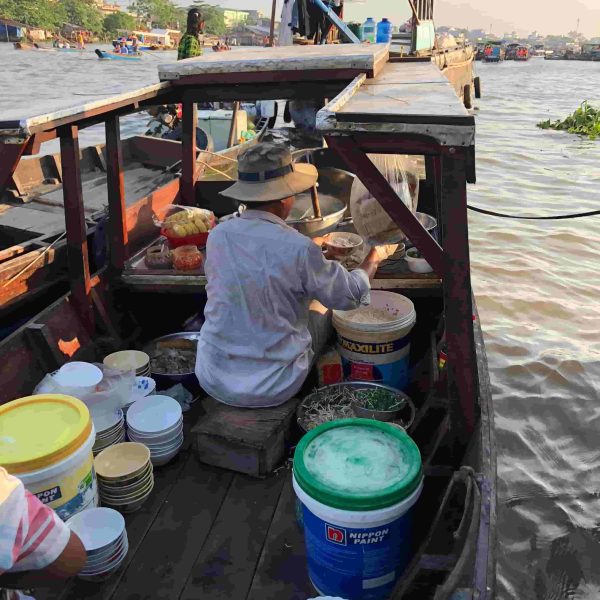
297,381 -> 415,433
142,332 -> 200,391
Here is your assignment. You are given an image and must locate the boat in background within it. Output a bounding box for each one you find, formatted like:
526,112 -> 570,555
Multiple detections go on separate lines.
95,49 -> 142,61
505,43 -> 519,60
514,45 -> 531,61
483,41 -> 506,62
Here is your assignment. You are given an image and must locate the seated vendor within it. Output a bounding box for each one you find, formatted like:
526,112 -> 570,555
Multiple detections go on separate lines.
195,143 -> 395,408
0,467 -> 86,595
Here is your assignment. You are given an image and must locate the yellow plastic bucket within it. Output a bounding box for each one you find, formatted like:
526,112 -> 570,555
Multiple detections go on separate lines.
0,394 -> 98,521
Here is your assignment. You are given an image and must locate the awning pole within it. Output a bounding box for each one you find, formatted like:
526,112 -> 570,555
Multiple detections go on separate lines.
269,0 -> 277,46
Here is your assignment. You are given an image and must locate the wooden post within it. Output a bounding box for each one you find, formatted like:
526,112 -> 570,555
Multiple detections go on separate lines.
269,0 -> 277,46
105,115 -> 128,270
227,101 -> 240,148
181,92 -> 197,206
59,125 -> 94,332
440,147 -> 477,436
325,135 -> 446,275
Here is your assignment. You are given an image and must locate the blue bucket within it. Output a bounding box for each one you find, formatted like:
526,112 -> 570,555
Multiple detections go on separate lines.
294,419 -> 423,600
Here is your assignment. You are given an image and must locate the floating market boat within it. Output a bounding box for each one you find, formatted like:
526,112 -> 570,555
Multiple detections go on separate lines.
95,49 -> 142,61
514,45 -> 530,61
0,43 -> 496,600
0,107 -> 268,329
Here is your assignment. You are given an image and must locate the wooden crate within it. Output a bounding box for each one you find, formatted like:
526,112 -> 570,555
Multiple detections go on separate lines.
191,397 -> 300,478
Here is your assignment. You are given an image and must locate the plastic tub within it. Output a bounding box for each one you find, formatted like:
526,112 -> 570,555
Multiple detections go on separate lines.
293,419 -> 423,600
332,291 -> 416,390
0,395 -> 98,521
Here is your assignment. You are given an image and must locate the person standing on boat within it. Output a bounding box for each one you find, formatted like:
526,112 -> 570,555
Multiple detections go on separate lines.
195,143 -> 395,408
177,8 -> 204,60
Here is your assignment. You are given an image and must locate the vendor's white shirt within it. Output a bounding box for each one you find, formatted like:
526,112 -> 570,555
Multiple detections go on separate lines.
195,210 -> 371,407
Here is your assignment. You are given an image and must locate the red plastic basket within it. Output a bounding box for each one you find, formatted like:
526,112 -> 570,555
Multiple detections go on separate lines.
162,228 -> 209,248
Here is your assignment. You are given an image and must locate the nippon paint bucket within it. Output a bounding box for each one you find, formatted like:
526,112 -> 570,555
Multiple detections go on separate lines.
0,394 -> 98,521
293,419 -> 423,600
332,291 -> 416,390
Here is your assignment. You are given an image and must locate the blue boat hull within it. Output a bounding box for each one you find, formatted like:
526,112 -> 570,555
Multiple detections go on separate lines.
95,49 -> 142,61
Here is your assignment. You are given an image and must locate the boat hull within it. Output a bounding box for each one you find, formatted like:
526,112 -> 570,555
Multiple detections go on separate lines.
95,49 -> 142,61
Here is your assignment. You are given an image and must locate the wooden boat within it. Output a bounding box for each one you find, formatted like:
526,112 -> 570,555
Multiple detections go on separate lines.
95,49 -> 142,61
0,115 -> 268,327
483,42 -> 505,62
504,43 -> 519,60
514,45 -> 530,61
0,44 -> 496,599
389,4 -> 479,110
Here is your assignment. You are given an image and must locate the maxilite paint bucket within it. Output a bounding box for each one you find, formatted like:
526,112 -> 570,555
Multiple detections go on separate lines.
293,419 -> 423,600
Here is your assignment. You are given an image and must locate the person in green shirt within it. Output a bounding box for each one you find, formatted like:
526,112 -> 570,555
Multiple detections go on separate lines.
177,8 -> 204,60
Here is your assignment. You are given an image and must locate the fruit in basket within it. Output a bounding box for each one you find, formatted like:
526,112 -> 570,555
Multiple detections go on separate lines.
163,208 -> 214,238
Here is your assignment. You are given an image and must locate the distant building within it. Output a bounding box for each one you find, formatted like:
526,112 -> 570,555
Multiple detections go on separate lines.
0,18 -> 27,41
223,9 -> 264,28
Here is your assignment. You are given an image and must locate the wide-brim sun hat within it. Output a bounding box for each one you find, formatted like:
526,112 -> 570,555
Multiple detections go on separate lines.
220,142 -> 317,203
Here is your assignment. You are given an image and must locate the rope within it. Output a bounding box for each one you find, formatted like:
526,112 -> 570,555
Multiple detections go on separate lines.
467,204 -> 600,220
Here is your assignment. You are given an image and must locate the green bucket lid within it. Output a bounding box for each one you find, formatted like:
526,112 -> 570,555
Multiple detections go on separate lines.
294,419 -> 423,512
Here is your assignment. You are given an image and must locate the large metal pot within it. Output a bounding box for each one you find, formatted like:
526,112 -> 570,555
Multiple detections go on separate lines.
142,332 -> 201,393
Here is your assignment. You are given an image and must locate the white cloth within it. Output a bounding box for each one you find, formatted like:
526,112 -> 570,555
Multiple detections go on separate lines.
278,0 -> 294,47
195,210 -> 370,407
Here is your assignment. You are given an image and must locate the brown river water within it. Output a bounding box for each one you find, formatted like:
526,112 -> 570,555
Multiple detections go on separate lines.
2,43 -> 600,599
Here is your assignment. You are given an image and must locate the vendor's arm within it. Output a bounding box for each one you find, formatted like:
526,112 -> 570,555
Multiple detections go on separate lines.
302,242 -> 385,310
0,469 -> 86,589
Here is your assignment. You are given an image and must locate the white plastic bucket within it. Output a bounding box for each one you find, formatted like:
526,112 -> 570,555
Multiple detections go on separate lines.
332,291 -> 416,390
17,425 -> 99,521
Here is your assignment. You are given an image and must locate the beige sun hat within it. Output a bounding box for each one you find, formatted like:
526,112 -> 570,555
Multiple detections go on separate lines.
220,142 -> 318,202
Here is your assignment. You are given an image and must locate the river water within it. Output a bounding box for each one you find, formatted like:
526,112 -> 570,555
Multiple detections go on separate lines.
2,43 -> 600,599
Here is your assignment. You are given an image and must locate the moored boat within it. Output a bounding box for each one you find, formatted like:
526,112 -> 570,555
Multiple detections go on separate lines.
0,44 -> 496,600
483,41 -> 505,62
95,49 -> 142,61
514,45 -> 530,61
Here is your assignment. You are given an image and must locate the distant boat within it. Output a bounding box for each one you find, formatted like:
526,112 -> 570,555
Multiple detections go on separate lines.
514,45 -> 530,61
95,49 -> 142,61
483,41 -> 505,63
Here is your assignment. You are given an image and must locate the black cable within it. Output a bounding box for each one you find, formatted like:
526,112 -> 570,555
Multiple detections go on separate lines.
467,205 -> 600,220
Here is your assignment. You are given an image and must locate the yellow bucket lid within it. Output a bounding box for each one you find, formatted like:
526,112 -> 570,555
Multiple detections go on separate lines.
0,395 -> 92,475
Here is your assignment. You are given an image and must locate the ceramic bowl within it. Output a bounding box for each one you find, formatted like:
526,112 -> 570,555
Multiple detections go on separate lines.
323,232 -> 363,258
133,432 -> 184,450
66,507 -> 125,553
95,442 -> 151,480
150,446 -> 181,467
126,395 -> 182,434
101,478 -> 154,504
54,361 -> 103,391
405,250 -> 433,274
127,423 -> 184,445
132,376 -> 156,397
104,351 -> 150,374
98,461 -> 153,489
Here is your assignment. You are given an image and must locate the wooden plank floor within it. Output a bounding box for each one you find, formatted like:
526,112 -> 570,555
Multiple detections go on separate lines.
34,428 -> 313,600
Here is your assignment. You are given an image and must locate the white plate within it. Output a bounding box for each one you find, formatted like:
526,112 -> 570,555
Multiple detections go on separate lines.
55,361 -> 103,389
126,395 -> 182,434
132,376 -> 156,397
67,507 -> 125,552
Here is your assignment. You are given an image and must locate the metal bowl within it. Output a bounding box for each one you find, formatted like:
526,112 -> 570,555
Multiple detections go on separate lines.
297,381 -> 415,433
142,332 -> 200,392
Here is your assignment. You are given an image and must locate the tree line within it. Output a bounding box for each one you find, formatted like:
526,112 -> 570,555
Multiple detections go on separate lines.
0,0 -> 226,36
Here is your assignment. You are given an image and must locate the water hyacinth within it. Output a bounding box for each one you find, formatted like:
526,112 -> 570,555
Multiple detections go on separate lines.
537,101 -> 600,140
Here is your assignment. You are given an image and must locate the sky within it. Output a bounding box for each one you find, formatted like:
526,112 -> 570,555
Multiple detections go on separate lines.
195,0 -> 600,37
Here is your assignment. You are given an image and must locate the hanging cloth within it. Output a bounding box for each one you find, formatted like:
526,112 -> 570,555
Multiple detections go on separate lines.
279,0 -> 295,46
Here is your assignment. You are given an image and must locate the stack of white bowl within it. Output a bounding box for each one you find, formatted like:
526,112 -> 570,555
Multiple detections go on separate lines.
122,376 -> 157,416
92,409 -> 126,456
103,350 -> 151,377
67,507 -> 128,582
126,395 -> 183,467
54,361 -> 103,393
95,443 -> 154,513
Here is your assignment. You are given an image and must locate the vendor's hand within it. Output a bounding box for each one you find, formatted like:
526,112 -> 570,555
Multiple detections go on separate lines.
372,244 -> 399,261
312,235 -> 328,247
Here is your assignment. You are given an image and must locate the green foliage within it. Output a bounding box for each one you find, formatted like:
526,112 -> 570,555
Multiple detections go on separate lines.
0,0 -> 65,29
62,0 -> 103,32
129,0 -> 185,29
538,101 -> 600,140
103,12 -> 136,35
190,2 -> 225,35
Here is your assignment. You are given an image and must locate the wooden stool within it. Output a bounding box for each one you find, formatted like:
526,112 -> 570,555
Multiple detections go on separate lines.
191,396 -> 301,478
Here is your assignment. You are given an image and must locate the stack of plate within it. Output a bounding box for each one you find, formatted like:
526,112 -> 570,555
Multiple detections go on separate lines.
103,350 -> 150,377
67,507 -> 128,581
122,376 -> 157,416
95,443 -> 154,513
126,395 -> 183,467
54,361 -> 104,394
92,409 -> 126,456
